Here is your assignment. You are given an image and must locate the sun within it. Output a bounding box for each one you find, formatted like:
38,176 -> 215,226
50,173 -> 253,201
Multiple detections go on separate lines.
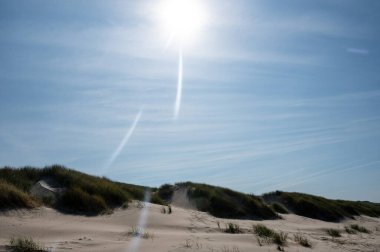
158,0 -> 207,44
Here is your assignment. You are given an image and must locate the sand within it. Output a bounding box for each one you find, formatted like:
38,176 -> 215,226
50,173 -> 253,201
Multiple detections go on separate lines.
1,202 -> 379,252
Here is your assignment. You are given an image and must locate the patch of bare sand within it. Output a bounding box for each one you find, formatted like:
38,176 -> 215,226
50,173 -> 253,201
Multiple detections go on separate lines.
1,202 -> 379,252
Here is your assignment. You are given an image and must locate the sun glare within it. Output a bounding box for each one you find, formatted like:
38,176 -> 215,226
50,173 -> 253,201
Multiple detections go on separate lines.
158,0 -> 206,43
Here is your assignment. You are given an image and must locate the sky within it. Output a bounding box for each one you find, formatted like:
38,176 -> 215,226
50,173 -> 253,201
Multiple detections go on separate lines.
1,0 -> 380,202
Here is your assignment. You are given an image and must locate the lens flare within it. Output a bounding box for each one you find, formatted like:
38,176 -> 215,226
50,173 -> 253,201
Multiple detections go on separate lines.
174,49 -> 183,119
100,109 -> 143,175
127,190 -> 151,252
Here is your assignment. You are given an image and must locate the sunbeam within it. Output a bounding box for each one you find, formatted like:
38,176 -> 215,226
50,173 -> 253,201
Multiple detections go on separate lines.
100,109 -> 143,175
174,49 -> 183,119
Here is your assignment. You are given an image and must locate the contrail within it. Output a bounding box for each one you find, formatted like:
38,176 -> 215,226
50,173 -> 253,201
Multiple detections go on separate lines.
100,109 -> 143,175
174,48 -> 183,119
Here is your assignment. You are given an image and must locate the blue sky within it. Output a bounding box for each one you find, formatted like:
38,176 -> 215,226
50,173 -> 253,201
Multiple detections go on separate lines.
1,0 -> 380,201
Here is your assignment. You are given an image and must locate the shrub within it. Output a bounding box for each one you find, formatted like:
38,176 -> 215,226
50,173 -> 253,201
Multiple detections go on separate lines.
294,234 -> 312,248
0,180 -> 39,209
326,229 -> 341,238
157,184 -> 174,202
350,224 -> 370,233
150,194 -> 166,205
9,237 -> 48,252
224,223 -> 242,234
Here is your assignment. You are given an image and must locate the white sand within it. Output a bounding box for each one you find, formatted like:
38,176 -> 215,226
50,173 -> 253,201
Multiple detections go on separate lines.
1,202 -> 379,252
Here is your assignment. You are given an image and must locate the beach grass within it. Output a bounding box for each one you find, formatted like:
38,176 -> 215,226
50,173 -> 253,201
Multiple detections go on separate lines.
8,237 -> 48,252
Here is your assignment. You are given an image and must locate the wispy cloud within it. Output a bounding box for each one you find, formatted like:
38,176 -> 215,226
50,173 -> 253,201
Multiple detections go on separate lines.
346,48 -> 369,55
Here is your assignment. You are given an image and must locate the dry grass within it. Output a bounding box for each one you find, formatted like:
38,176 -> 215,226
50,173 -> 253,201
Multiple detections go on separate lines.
294,233 -> 312,248
349,224 -> 371,233
127,226 -> 154,240
326,228 -> 341,238
8,237 -> 49,252
272,231 -> 288,246
0,180 -> 39,210
253,224 -> 288,248
345,226 -> 357,234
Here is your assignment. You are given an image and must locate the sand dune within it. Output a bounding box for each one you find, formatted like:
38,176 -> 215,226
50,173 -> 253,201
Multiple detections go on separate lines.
1,202 -> 379,252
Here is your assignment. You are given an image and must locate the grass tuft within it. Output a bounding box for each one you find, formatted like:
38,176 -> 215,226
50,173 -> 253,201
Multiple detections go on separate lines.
8,237 -> 49,252
272,231 -> 288,246
127,226 -> 154,239
293,233 -> 312,248
349,224 -> 370,233
345,226 -> 357,234
253,224 -> 288,247
326,229 -> 341,238
224,223 -> 242,234
253,224 -> 275,238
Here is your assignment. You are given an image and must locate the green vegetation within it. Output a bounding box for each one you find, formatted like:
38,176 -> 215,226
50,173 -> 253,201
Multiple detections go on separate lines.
0,165 -> 152,215
345,226 -> 357,234
253,224 -> 275,238
150,193 -> 166,205
293,233 -> 312,248
157,184 -> 174,202
326,229 -> 341,238
253,224 -> 287,247
1,166 -> 380,222
179,182 -> 279,220
349,224 -> 370,233
272,231 -> 288,246
8,237 -> 48,252
271,202 -> 289,214
0,180 -> 39,209
262,191 -> 380,222
60,187 -> 108,214
224,223 -> 242,234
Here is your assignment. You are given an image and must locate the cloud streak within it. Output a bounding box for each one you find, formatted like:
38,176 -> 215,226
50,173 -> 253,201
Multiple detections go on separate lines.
347,48 -> 369,55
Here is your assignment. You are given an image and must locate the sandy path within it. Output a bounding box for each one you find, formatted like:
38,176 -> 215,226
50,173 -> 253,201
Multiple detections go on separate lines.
1,202 -> 379,252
